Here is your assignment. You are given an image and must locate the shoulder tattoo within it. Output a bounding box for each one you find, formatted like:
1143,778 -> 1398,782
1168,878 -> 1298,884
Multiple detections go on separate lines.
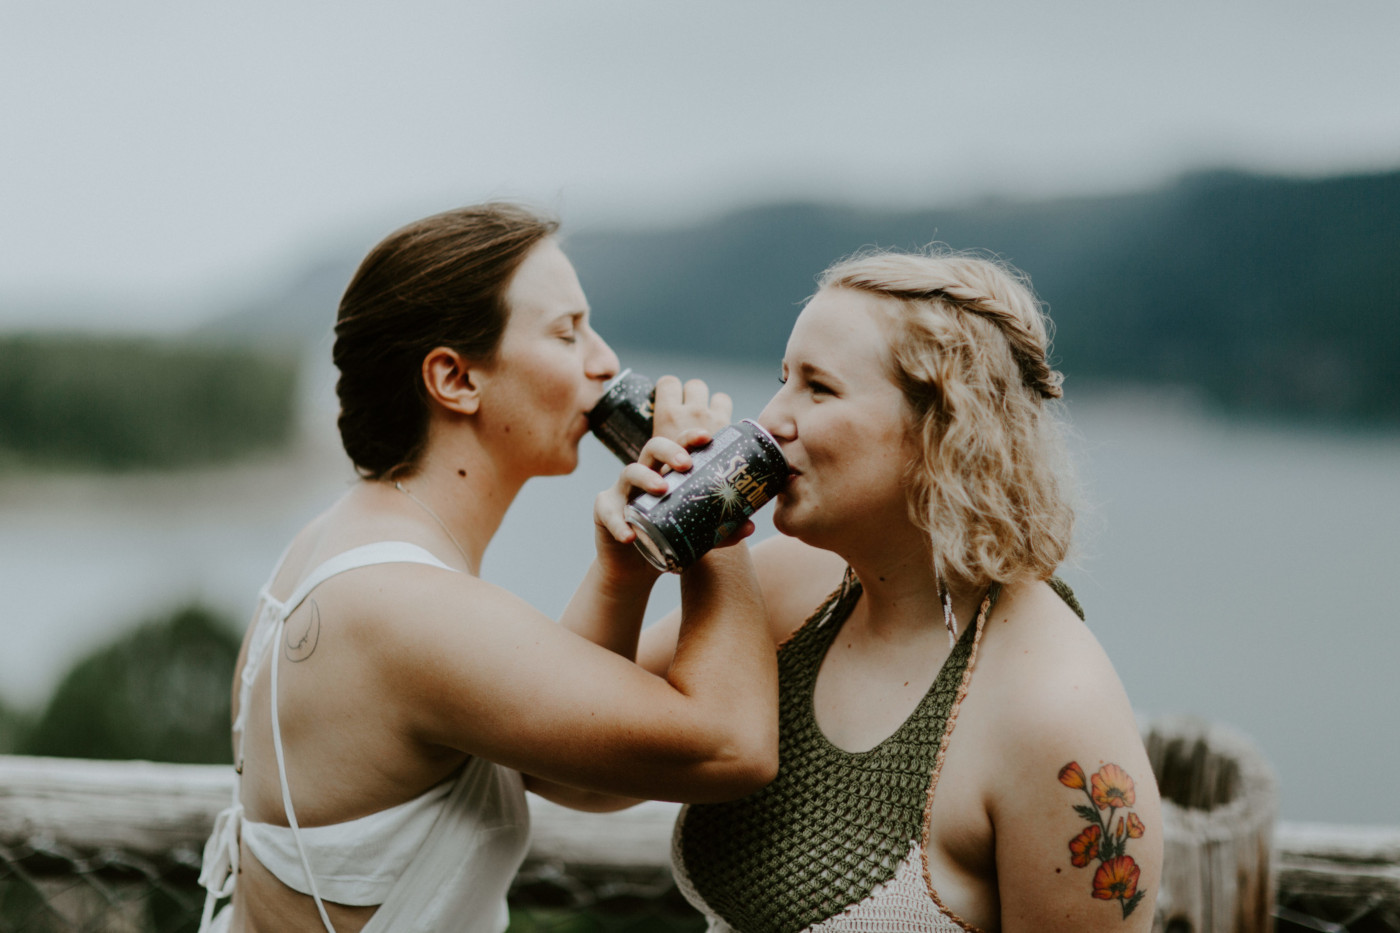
1058,761 -> 1148,919
284,599 -> 321,662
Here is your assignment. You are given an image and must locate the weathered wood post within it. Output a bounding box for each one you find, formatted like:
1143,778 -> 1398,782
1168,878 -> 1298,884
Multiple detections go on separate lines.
1145,715 -> 1279,933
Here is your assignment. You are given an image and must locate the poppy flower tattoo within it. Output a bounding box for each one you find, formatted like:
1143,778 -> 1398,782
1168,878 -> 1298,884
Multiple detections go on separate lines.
1059,761 -> 1148,918
1093,856 -> 1141,902
1091,763 -> 1136,810
1058,761 -> 1087,789
1069,824 -> 1102,868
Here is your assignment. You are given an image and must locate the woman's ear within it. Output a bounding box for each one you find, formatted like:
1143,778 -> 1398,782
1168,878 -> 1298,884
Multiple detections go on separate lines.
421,347 -> 482,415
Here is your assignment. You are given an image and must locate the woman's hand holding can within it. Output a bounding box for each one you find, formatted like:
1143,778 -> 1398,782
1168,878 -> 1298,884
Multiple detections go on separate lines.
625,421 -> 783,573
587,371 -> 734,463
595,435 -> 696,549
653,375 -> 733,444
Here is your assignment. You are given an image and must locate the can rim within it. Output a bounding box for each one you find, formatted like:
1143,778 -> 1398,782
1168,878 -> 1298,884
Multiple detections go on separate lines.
624,503 -> 684,573
739,418 -> 786,465
602,367 -> 633,392
589,367 -> 643,426
739,417 -> 775,442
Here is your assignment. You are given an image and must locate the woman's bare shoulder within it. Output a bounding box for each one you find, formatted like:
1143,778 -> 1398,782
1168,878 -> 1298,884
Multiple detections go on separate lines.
977,580 -> 1133,730
749,534 -> 848,643
332,558 -> 544,639
962,580 -> 1163,931
970,579 -> 1155,824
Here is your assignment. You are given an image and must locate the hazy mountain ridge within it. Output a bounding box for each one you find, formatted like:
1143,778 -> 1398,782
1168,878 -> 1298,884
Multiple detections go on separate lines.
199,168 -> 1400,422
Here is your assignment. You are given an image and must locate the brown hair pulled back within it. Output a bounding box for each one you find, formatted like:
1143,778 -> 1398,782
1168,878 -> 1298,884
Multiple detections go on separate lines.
332,203 -> 558,479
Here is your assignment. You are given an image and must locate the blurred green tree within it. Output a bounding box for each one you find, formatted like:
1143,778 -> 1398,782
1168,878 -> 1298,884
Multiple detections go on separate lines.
0,335 -> 299,471
20,604 -> 240,764
0,699 -> 32,755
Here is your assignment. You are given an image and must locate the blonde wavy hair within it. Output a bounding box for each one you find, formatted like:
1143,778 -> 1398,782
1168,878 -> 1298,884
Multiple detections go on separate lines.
818,248 -> 1075,587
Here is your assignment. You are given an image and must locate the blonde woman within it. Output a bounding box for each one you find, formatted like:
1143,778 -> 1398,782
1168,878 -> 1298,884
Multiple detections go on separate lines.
608,249 -> 1163,931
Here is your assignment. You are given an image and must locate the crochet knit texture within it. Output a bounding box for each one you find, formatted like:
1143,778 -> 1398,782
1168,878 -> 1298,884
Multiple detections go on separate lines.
678,574 -> 998,933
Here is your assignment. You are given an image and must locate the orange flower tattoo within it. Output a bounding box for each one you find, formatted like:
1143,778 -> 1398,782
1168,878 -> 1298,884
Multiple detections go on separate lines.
1058,762 -> 1088,789
1093,856 -> 1141,901
1059,761 -> 1148,919
1091,763 -> 1136,809
1069,824 -> 1101,867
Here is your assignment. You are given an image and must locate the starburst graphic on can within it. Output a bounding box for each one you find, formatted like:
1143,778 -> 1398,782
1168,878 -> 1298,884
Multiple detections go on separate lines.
705,473 -> 747,526
690,451 -> 781,542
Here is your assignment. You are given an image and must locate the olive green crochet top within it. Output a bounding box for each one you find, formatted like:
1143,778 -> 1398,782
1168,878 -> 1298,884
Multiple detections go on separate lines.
674,572 -> 1002,933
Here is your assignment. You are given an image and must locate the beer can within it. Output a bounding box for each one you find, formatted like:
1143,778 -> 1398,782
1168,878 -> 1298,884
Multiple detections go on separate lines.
626,419 -> 788,573
587,368 -> 655,463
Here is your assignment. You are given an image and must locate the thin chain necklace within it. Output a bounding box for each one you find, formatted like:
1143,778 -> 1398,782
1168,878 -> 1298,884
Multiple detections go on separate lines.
393,481 -> 472,569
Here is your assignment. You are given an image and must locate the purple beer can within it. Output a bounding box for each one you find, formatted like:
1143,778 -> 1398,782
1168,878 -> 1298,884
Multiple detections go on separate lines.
587,368 -> 655,463
625,419 -> 788,573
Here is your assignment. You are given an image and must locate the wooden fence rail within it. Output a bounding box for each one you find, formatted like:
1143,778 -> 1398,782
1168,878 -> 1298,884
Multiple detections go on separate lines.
0,754 -> 678,875
3,754 -> 1399,930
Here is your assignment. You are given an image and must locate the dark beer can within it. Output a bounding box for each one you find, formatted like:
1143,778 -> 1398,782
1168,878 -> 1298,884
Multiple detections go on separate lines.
625,419 -> 788,573
587,368 -> 655,463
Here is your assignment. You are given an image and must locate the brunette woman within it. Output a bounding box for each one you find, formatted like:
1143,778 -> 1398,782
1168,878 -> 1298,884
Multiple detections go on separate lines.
197,204 -> 777,933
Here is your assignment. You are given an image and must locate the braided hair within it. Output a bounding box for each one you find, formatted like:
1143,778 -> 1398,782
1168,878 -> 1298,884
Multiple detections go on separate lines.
332,203 -> 559,480
818,248 -> 1075,587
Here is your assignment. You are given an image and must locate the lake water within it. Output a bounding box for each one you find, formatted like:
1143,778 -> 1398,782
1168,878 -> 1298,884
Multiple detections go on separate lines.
2,351 -> 1397,825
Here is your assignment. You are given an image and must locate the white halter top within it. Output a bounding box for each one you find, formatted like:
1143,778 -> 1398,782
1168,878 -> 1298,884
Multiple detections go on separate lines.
197,541 -> 531,933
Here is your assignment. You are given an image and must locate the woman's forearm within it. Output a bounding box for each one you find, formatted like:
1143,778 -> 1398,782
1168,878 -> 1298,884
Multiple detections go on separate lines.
557,559 -> 657,658
665,546 -> 779,776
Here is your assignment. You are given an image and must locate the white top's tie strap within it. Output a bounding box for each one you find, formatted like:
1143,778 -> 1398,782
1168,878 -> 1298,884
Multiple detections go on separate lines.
197,800 -> 243,929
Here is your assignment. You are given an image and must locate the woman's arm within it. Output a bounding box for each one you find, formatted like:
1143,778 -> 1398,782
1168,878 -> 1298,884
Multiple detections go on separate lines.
555,375 -> 734,659
525,533 -> 838,810
363,542 -> 779,804
636,532 -> 849,676
982,590 -> 1164,932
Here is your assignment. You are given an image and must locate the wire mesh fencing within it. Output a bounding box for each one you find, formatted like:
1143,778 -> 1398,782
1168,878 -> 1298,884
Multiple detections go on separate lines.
0,755 -> 712,932
1,836 -> 201,933
0,837 -> 707,933
1274,880 -> 1400,933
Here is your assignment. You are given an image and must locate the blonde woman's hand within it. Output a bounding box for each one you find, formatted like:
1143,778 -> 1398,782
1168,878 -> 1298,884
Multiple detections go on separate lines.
652,375 -> 733,443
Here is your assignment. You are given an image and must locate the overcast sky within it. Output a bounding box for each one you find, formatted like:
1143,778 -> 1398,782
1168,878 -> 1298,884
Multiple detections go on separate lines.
4,0 -> 1399,329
